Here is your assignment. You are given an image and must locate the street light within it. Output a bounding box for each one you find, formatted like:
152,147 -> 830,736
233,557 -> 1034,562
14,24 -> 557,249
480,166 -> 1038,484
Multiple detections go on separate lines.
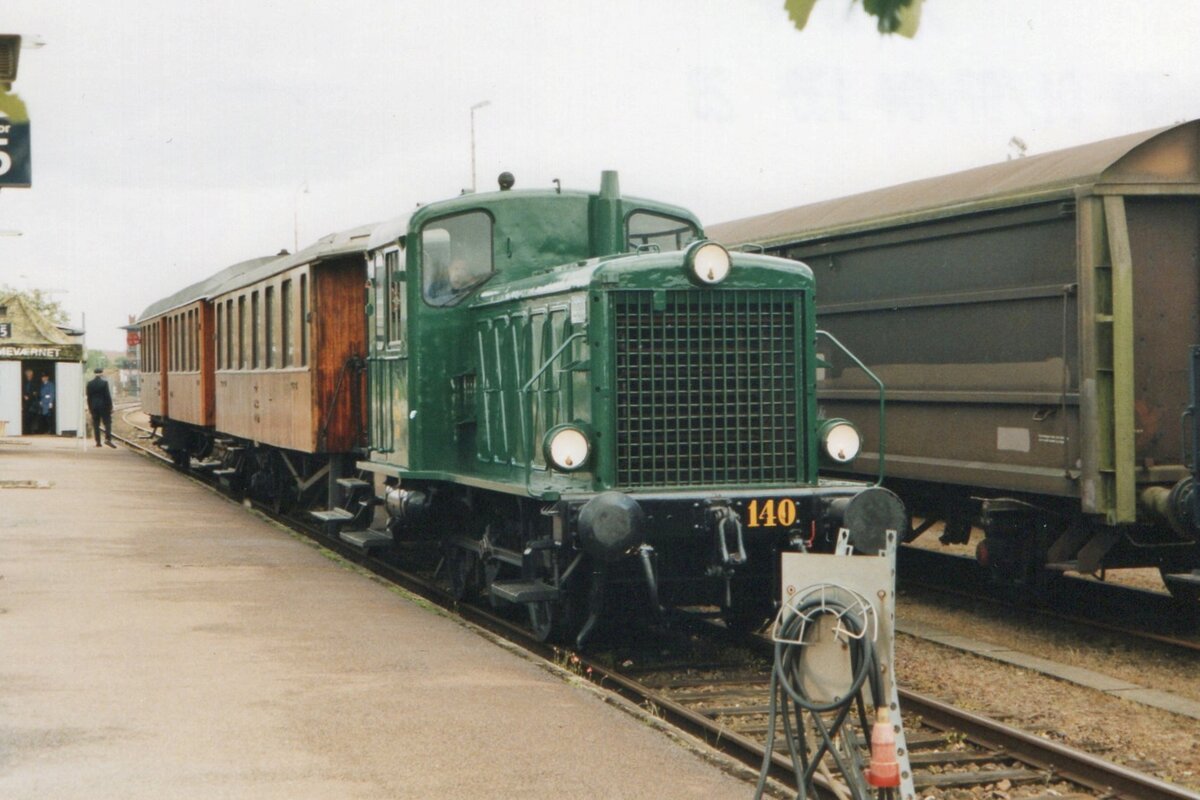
0,230 -> 22,236
293,180 -> 309,253
470,100 -> 491,193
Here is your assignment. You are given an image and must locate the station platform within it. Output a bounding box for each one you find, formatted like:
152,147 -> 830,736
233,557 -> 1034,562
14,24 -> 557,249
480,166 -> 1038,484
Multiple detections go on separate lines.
0,437 -> 751,799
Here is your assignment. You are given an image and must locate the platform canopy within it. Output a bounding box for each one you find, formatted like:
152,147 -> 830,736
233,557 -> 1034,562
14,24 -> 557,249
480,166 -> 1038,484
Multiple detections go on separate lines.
0,293 -> 83,362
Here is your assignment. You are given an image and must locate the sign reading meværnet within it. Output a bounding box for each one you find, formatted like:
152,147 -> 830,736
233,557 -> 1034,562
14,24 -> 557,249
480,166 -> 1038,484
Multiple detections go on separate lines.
0,344 -> 83,361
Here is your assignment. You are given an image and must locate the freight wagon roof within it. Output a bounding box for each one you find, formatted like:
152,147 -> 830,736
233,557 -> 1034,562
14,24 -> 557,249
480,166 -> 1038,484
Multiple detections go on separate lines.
708,119 -> 1200,247
137,255 -> 278,322
212,222 -> 378,298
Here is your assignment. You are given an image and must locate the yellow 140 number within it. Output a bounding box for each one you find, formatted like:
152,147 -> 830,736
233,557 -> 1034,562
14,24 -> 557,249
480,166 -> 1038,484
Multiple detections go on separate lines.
746,498 -> 798,528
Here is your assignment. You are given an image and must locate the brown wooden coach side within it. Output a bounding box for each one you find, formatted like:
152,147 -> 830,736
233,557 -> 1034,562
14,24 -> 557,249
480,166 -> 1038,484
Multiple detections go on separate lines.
139,316 -> 168,418
137,255 -> 279,426
212,228 -> 370,454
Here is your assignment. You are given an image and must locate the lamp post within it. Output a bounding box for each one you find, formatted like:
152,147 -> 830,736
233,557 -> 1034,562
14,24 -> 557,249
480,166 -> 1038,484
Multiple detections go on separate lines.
293,180 -> 309,253
470,100 -> 491,193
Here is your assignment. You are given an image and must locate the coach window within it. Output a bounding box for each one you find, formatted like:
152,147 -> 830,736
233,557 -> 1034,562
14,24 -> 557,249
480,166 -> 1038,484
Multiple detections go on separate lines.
626,211 -> 699,253
281,279 -> 293,367
265,286 -> 275,368
237,296 -> 247,369
215,304 -> 223,370
190,309 -> 198,370
300,274 -> 309,366
251,291 -> 260,369
422,211 -> 493,307
386,247 -> 406,352
225,300 -> 233,370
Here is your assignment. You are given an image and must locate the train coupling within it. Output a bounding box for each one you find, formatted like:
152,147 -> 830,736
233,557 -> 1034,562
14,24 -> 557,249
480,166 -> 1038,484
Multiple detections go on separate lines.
1139,478 -> 1199,542
710,504 -> 747,567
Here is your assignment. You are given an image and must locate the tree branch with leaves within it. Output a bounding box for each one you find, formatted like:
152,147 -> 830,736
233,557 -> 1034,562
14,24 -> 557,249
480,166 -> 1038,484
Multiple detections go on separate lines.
785,0 -> 923,37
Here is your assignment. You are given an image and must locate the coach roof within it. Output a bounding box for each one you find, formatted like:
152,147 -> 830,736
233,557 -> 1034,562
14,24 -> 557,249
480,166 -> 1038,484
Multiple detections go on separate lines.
708,119 -> 1200,248
137,255 -> 278,322
211,222 -> 378,299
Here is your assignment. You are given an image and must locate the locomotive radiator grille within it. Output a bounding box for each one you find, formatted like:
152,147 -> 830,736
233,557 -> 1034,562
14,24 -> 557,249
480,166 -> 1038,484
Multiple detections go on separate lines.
613,290 -> 801,488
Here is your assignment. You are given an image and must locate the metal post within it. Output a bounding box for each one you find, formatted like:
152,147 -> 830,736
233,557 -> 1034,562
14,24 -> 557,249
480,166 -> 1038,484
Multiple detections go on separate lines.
293,181 -> 308,253
470,100 -> 490,192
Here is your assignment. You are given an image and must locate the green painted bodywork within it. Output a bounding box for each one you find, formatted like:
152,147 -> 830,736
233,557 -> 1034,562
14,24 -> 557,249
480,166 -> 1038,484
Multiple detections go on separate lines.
363,179 -> 819,502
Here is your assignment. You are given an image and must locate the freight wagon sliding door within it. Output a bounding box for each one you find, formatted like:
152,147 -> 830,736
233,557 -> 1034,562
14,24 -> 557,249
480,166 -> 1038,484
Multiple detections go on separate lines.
1126,196 -> 1200,481
794,201 -> 1083,499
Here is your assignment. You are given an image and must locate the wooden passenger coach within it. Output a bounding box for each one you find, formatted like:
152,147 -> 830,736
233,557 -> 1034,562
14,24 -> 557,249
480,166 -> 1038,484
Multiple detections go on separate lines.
138,256 -> 277,427
211,225 -> 371,455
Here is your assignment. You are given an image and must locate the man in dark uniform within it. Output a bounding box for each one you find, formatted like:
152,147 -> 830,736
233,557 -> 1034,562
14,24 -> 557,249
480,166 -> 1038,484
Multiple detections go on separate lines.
86,368 -> 116,448
21,367 -> 38,434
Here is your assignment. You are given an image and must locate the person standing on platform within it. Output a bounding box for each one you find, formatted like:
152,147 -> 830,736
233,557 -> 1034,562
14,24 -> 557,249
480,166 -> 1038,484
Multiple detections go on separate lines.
22,368 -> 38,434
38,374 -> 55,435
86,368 -> 116,448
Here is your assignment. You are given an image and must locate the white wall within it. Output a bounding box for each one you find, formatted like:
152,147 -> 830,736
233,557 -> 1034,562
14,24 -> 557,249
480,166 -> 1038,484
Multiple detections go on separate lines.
0,361 -> 21,435
55,361 -> 84,437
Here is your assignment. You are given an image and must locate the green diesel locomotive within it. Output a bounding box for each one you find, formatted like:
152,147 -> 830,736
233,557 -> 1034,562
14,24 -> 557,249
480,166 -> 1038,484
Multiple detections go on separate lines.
354,172 -> 904,645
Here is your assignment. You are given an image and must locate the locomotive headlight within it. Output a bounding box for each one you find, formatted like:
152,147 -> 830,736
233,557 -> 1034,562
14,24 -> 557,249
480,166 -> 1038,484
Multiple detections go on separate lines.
546,425 -> 591,471
819,418 -> 861,464
685,241 -> 731,285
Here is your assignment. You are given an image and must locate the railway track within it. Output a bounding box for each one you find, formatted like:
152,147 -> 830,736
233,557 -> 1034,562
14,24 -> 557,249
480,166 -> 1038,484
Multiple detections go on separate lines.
899,546 -> 1200,656
111,422 -> 1198,800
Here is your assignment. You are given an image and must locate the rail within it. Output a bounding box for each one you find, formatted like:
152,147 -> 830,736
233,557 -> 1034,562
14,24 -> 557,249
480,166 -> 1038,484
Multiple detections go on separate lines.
121,439 -> 1198,800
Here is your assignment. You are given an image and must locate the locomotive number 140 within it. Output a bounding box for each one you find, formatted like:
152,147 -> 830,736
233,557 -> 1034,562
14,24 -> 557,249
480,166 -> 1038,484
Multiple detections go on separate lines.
745,498 -> 798,528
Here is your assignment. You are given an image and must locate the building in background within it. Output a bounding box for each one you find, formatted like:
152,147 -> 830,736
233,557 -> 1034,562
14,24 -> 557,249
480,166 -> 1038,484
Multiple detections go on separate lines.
0,292 -> 84,436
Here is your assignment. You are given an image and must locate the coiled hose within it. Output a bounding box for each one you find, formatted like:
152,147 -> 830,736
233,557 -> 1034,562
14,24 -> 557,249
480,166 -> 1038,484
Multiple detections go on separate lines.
753,593 -> 887,800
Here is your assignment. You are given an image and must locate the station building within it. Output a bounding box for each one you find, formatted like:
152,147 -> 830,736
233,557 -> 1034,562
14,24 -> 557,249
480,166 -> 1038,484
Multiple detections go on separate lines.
0,292 -> 85,436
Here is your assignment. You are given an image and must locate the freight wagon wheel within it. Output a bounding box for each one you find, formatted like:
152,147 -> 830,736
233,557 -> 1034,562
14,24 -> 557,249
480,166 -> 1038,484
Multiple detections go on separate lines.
1159,568 -> 1200,608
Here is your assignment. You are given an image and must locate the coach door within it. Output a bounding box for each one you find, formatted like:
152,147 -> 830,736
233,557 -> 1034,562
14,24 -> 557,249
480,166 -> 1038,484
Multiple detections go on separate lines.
367,244 -> 409,466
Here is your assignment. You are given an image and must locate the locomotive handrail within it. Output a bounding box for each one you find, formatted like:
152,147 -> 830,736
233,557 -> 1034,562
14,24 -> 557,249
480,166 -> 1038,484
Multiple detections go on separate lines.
520,332 -> 586,394
816,329 -> 886,485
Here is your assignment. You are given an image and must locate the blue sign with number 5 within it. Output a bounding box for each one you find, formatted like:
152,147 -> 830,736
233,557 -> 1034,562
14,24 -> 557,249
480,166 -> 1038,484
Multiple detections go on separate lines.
0,118 -> 30,187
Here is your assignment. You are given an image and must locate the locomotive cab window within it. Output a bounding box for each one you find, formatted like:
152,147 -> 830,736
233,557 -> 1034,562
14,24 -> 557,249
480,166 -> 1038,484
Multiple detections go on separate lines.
626,211 -> 699,252
422,211 -> 493,307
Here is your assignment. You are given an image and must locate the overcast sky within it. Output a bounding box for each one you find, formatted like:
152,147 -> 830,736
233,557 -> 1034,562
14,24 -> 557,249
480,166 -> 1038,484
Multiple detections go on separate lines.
2,1 -> 1198,350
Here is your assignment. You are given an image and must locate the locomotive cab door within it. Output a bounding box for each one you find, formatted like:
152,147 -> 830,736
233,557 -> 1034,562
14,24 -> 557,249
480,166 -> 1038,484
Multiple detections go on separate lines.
367,244 -> 410,466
